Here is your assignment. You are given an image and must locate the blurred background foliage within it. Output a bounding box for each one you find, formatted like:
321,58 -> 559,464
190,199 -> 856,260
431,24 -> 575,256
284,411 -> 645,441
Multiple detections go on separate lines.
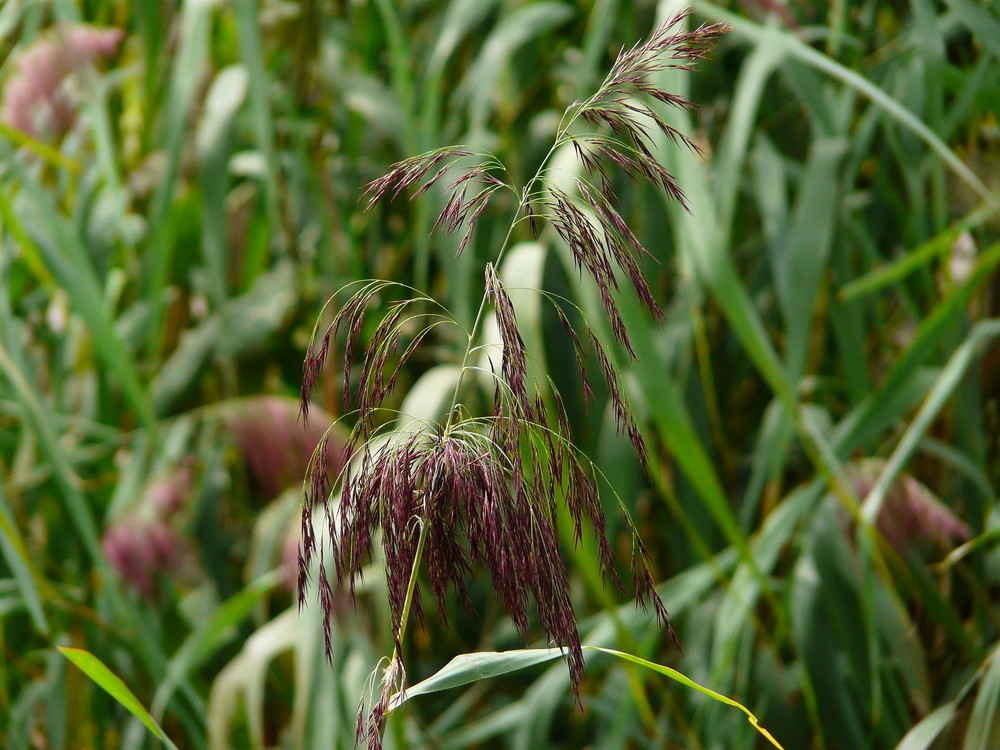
0,0 -> 999,748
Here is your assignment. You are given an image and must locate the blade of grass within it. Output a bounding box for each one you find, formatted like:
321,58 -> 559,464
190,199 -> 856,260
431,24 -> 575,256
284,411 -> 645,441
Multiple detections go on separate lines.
390,649 -> 568,709
151,573 -> 280,721
0,480 -> 49,635
896,704 -> 958,750
964,644 -> 1000,750
0,340 -> 104,564
594,648 -> 785,750
197,64 -> 249,307
653,66 -> 794,412
0,169 -> 156,426
0,184 -> 56,290
0,121 -> 81,174
714,32 -> 784,230
695,1 -> 999,212
839,203 -> 995,302
944,0 -> 1000,59
862,318 -> 1000,525
390,643 -> 784,749
233,0 -> 284,254
145,0 -> 213,359
777,136 -> 846,381
834,241 -> 1000,455
575,0 -> 622,95
59,647 -> 179,750
460,2 -> 575,133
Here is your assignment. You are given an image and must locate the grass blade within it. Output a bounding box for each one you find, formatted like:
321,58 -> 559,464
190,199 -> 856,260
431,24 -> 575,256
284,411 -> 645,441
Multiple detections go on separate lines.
964,645 -> 1000,750
0,480 -> 49,635
591,647 -> 785,750
696,1 -> 999,211
896,701 -> 957,750
151,573 -> 280,720
59,647 -> 179,750
862,319 -> 1000,525
390,644 -> 785,750
0,164 -> 157,426
390,649 -> 567,709
233,0 -> 283,253
461,2 -> 575,132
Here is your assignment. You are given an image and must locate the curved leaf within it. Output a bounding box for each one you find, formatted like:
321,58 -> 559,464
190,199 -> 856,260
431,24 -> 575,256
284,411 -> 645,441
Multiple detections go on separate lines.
59,647 -> 177,750
389,645 -> 786,749
896,703 -> 957,750
462,2 -> 575,131
389,648 -> 566,709
591,647 -> 786,750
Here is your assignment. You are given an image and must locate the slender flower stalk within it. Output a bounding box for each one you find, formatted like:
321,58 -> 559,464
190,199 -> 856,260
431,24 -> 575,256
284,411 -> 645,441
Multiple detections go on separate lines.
299,11 -> 727,748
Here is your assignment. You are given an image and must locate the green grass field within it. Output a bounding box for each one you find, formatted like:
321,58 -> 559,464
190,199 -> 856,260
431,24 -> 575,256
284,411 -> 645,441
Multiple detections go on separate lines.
1,1 -> 999,748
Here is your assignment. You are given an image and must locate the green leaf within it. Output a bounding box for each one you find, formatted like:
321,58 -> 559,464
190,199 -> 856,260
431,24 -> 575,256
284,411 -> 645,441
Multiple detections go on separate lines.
197,64 -> 248,306
715,35 -> 785,232
462,2 -> 575,131
964,644 -> 1000,750
0,120 -> 81,174
0,480 -> 49,635
59,647 -> 178,749
862,318 -> 1000,525
837,205 -> 991,303
944,0 -> 1000,60
391,646 -> 785,749
145,0 -> 214,356
652,60 -> 795,413
835,242 -> 1000,457
0,342 -> 104,565
896,703 -> 957,750
591,647 -> 786,750
0,164 -> 157,427
151,262 -> 297,412
696,1 -> 999,211
777,136 -> 846,380
152,573 -> 279,720
390,649 -> 567,709
234,0 -> 282,244
427,0 -> 501,77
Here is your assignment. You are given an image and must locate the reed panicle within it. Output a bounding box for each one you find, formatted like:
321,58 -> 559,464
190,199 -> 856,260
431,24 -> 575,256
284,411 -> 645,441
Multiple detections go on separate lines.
299,11 -> 726,747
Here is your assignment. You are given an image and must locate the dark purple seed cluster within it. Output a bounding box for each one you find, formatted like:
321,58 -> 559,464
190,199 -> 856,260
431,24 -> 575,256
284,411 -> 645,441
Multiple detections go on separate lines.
299,11 -> 726,748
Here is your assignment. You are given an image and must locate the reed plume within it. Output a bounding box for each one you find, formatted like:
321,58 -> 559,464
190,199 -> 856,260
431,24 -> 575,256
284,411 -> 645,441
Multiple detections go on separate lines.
299,11 -> 727,747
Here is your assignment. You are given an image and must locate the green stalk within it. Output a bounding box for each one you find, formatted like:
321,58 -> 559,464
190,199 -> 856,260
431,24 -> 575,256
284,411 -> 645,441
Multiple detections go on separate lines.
390,514 -> 431,663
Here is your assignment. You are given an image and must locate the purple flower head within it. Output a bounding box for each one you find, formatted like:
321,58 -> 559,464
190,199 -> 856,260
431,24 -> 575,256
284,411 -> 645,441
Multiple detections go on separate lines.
299,11 -> 725,747
1,24 -> 123,139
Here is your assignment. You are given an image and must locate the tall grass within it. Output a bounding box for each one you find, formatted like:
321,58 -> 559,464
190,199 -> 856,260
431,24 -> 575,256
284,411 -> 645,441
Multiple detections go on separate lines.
0,1 -> 998,749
